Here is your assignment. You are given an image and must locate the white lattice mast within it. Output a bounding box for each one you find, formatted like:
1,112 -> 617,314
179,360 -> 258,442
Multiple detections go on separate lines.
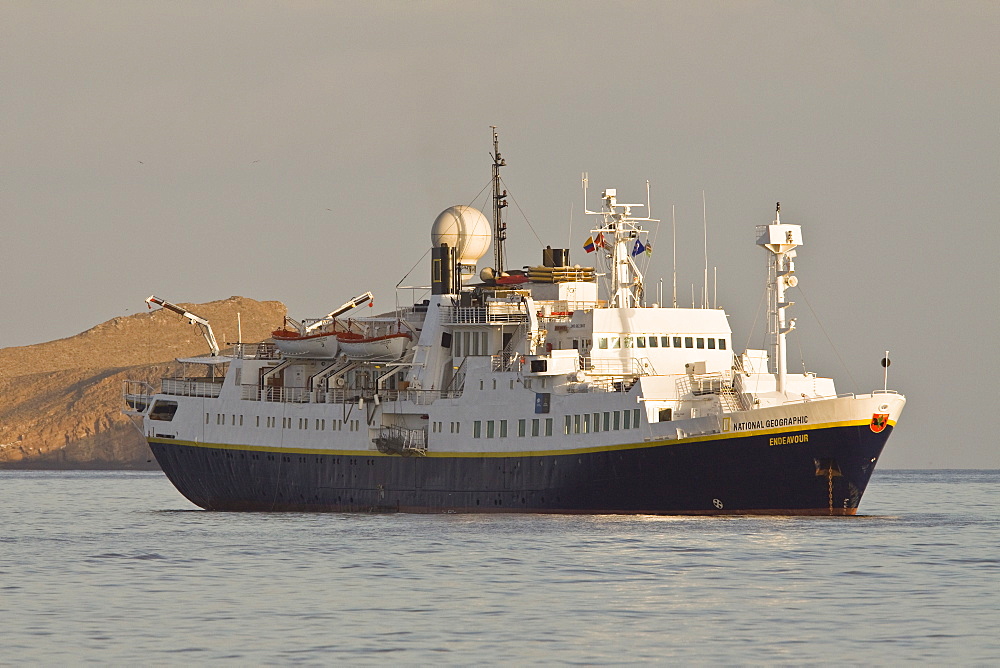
583,180 -> 656,308
757,202 -> 802,395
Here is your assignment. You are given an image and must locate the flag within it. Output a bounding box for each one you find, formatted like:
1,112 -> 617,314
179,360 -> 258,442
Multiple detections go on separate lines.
631,239 -> 645,257
645,242 -> 653,256
583,236 -> 596,253
595,232 -> 606,250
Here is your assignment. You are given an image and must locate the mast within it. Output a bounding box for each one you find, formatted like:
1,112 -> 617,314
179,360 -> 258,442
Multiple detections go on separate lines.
490,126 -> 508,276
584,185 -> 657,308
756,203 -> 802,395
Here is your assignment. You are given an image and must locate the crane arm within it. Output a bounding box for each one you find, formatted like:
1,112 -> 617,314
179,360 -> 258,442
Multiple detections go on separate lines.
146,295 -> 221,356
304,291 -> 374,333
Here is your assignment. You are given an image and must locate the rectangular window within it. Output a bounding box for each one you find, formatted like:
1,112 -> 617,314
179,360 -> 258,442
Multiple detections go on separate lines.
518,419 -> 526,437
673,336 -> 682,348
593,412 -> 601,433
613,411 -> 621,430
598,337 -> 608,349
564,415 -> 572,435
545,418 -> 553,436
648,336 -> 658,348
662,336 -> 670,347
697,337 -> 705,349
624,336 -> 633,348
623,410 -> 631,430
611,337 -> 620,349
487,420 -> 495,438
719,339 -> 727,350
603,412 -> 611,431
532,418 -> 540,437
636,336 -> 646,348
474,421 -> 482,438
205,413 -> 210,425
685,337 -> 694,348
708,338 -> 716,349
583,413 -> 590,433
574,414 -> 581,434
239,415 -> 244,426
255,416 -> 260,428
500,420 -> 507,438
633,408 -> 641,428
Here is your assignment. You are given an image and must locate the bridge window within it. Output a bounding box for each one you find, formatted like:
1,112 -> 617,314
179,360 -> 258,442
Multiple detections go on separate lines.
487,421 -> 495,438
500,420 -> 508,438
518,419 -> 526,437
684,337 -> 694,348
673,336 -> 682,348
473,421 -> 482,438
636,337 -> 646,348
532,419 -> 540,437
545,418 -> 553,436
708,338 -> 716,349
633,408 -> 641,428
648,336 -> 658,347
150,401 -> 178,421
697,338 -> 705,349
719,339 -> 727,350
598,337 -> 608,349
623,410 -> 632,429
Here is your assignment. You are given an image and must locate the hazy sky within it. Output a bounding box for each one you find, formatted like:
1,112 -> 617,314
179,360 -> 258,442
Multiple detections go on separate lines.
2,1 -> 998,467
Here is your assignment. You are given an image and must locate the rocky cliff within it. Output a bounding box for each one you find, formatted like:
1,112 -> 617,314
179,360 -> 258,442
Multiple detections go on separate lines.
0,296 -> 286,469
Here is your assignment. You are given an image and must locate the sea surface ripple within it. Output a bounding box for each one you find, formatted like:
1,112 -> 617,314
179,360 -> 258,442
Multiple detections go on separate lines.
1,469 -> 997,664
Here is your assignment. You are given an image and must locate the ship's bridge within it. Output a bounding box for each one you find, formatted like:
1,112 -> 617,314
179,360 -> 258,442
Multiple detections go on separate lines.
590,307 -> 732,375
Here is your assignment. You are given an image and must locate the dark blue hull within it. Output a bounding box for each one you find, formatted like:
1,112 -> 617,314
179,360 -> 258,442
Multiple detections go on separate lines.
148,424 -> 892,515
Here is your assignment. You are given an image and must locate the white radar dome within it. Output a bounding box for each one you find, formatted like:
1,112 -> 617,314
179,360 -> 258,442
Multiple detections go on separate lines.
431,205 -> 491,264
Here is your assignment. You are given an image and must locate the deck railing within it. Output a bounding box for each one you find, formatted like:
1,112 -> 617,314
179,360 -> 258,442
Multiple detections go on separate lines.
161,378 -> 223,398
443,306 -> 529,324
233,342 -> 282,360
241,385 -> 461,405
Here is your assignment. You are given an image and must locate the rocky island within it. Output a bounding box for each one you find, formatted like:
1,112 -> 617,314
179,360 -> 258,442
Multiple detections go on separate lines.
0,296 -> 285,469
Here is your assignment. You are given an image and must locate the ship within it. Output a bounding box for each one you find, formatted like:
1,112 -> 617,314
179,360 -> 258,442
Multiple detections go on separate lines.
124,131 -> 905,515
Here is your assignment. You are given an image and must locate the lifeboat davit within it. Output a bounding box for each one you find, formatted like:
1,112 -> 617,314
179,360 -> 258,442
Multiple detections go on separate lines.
336,331 -> 411,361
271,329 -> 339,359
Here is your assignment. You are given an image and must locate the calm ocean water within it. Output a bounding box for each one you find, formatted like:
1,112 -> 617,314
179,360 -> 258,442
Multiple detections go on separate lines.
1,469 -> 997,665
